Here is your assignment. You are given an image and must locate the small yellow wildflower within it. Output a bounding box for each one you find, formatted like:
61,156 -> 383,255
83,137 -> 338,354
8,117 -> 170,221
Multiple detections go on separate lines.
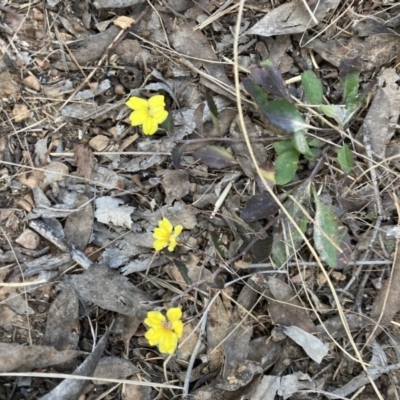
126,95 -> 168,135
144,308 -> 184,354
153,217 -> 183,252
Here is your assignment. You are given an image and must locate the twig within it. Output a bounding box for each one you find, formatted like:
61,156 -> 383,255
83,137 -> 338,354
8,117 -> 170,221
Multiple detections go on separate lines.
354,121 -> 385,313
182,297 -> 212,399
300,0 -> 318,25
59,11 -> 148,110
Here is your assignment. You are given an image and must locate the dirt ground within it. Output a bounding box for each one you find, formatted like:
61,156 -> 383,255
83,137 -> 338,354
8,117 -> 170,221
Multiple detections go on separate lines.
1,0 -> 400,399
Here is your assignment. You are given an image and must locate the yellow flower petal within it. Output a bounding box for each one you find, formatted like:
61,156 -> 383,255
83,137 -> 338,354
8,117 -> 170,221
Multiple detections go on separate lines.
144,311 -> 165,327
152,109 -> 168,124
159,330 -> 178,354
167,307 -> 182,322
145,327 -> 165,346
168,237 -> 177,252
153,239 -> 167,251
126,96 -> 148,111
160,218 -> 173,234
129,110 -> 148,126
142,117 -> 158,135
148,95 -> 165,109
173,225 -> 183,237
153,228 -> 170,240
172,320 -> 184,338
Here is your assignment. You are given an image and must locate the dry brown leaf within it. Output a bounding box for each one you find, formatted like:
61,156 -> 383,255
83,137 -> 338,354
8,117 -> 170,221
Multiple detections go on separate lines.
161,170 -> 190,203
42,284 -> 80,351
304,34 -> 400,71
43,161 -> 69,187
0,71 -> 18,98
64,194 -> 94,251
66,264 -> 152,318
177,322 -> 202,361
0,343 -> 82,372
246,0 -> 340,37
92,356 -> 140,385
368,242 -> 400,340
74,143 -> 94,180
252,274 -> 316,334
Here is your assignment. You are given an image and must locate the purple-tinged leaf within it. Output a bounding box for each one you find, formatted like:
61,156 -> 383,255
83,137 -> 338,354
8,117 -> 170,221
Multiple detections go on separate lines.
241,192 -> 280,221
256,159 -> 275,192
250,60 -> 292,102
263,99 -> 308,135
194,145 -> 238,169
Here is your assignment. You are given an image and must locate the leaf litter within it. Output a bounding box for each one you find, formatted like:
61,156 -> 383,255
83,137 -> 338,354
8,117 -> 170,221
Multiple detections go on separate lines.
1,0 -> 400,399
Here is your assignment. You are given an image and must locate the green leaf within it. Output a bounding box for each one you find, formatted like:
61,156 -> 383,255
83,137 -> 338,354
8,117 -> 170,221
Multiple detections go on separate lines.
210,231 -> 225,260
243,78 -> 268,109
313,190 -> 351,269
304,147 -> 321,161
262,99 -> 308,135
205,92 -> 220,134
252,237 -> 273,263
194,145 -> 238,169
337,144 -> 354,175
275,149 -> 299,185
273,140 -> 296,155
301,70 -> 323,105
272,185 -> 310,267
250,60 -> 292,101
343,91 -> 369,124
172,259 -> 192,286
293,131 -> 314,158
205,91 -> 219,119
160,111 -> 174,133
339,57 -> 361,106
320,104 -> 344,127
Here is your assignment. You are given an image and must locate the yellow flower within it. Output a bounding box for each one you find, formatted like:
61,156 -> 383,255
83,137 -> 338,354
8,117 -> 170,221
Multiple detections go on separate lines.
153,217 -> 183,252
144,308 -> 184,354
126,95 -> 168,135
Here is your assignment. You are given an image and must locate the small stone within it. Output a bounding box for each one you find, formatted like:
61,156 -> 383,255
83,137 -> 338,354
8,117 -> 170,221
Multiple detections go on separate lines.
15,198 -> 33,212
89,135 -> 109,152
23,75 -> 41,91
114,84 -> 126,95
13,104 -> 31,122
15,229 -> 40,250
31,7 -> 44,21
